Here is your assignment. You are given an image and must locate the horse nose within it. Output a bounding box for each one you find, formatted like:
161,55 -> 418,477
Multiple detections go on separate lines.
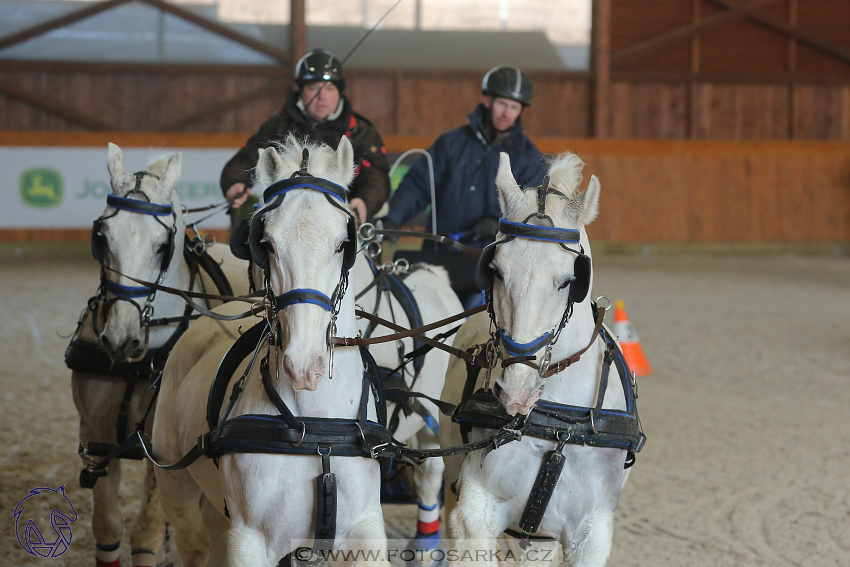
492,374 -> 542,416
283,353 -> 325,391
119,338 -> 142,359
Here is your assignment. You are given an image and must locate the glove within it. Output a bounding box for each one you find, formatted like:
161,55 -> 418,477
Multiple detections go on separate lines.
472,217 -> 500,241
375,217 -> 400,244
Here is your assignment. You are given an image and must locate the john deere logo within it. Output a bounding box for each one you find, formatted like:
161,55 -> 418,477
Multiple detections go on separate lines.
21,169 -> 63,208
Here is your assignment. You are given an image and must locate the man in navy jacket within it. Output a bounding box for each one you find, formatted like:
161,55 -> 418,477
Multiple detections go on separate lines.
381,66 -> 546,250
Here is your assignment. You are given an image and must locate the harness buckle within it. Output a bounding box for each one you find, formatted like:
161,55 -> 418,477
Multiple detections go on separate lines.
369,442 -> 388,459
538,346 -> 552,378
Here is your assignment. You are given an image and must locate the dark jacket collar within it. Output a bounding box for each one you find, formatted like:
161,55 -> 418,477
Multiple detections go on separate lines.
467,103 -> 524,148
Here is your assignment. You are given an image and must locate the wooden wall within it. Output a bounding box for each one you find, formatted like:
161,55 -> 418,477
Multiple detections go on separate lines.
1,60 -> 847,141
2,131 -> 848,244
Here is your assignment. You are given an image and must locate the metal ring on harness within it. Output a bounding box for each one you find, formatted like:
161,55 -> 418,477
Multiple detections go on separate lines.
317,446 -> 332,457
355,421 -> 367,445
250,302 -> 268,318
393,258 -> 409,274
595,295 -> 612,310
358,222 -> 375,241
292,421 -> 307,446
365,240 -> 381,259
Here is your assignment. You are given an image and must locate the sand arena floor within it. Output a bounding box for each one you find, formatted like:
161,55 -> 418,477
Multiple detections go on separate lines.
1,251 -> 848,567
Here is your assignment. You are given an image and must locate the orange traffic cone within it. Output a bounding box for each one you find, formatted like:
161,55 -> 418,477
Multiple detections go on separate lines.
613,300 -> 652,377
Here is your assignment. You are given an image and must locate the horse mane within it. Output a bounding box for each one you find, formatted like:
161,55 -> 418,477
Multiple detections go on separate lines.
545,152 -> 584,199
269,134 -> 352,184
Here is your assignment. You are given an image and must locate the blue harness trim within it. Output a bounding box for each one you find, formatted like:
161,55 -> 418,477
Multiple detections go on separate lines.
498,218 -> 580,244
264,181 -> 347,204
275,289 -> 333,311
497,329 -> 552,357
106,193 -> 173,216
104,279 -> 152,298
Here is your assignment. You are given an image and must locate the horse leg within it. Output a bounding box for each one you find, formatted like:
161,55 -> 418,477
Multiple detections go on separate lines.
90,458 -> 125,567
200,495 -> 230,567
410,428 -> 444,560
560,511 -> 614,567
226,525 -> 272,567
74,376 -> 127,567
341,512 -> 391,567
155,468 -> 209,567
127,460 -> 166,567
448,476 -> 502,567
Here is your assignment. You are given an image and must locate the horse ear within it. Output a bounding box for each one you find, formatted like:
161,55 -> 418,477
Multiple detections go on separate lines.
106,143 -> 127,191
162,152 -> 181,189
257,146 -> 284,191
335,135 -> 355,189
496,152 -> 524,218
574,175 -> 601,226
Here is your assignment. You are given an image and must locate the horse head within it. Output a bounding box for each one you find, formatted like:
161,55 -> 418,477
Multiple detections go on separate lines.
483,152 -> 600,415
93,142 -> 183,361
253,135 -> 355,391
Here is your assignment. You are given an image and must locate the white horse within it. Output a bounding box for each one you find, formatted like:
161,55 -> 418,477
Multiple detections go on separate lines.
70,143 -> 248,567
350,247 -> 462,550
152,137 -> 393,566
440,153 -> 634,566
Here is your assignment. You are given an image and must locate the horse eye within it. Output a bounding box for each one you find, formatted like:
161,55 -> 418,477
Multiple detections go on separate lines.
261,238 -> 275,255
335,239 -> 349,254
489,263 -> 503,281
558,277 -> 574,291
156,242 -> 170,255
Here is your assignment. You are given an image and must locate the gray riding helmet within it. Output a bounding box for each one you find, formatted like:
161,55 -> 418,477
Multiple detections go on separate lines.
482,65 -> 533,107
295,49 -> 346,94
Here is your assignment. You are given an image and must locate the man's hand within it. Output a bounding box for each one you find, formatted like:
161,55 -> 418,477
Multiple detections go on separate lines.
226,183 -> 251,209
349,197 -> 367,226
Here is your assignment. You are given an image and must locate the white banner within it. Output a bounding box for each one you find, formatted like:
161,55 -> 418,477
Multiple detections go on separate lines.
0,146 -> 238,229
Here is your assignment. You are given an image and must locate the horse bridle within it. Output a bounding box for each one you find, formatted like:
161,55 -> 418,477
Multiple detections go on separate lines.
247,149 -> 357,379
476,176 -> 592,378
90,171 -> 178,362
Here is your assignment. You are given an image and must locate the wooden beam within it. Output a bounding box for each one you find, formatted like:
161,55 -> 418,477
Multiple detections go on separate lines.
610,69 -> 850,84
290,0 -> 307,78
0,80 -> 116,130
0,59 -> 288,76
590,0 -> 611,137
0,0 -> 132,51
703,0 -> 850,67
155,79 -> 288,131
612,0 -> 781,62
138,0 -> 291,64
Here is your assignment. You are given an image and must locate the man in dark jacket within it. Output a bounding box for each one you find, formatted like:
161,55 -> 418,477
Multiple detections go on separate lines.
220,49 -> 391,225
381,65 -> 546,249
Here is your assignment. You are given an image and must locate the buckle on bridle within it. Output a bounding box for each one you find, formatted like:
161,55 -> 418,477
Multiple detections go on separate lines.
538,345 -> 552,378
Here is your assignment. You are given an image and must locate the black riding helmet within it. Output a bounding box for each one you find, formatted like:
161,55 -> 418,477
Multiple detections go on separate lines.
295,49 -> 346,94
482,65 -> 533,107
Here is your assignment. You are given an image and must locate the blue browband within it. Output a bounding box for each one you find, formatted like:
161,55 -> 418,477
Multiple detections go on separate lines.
104,280 -> 152,298
263,179 -> 347,205
498,218 -> 580,244
275,289 -> 333,312
497,329 -> 553,358
106,193 -> 173,216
